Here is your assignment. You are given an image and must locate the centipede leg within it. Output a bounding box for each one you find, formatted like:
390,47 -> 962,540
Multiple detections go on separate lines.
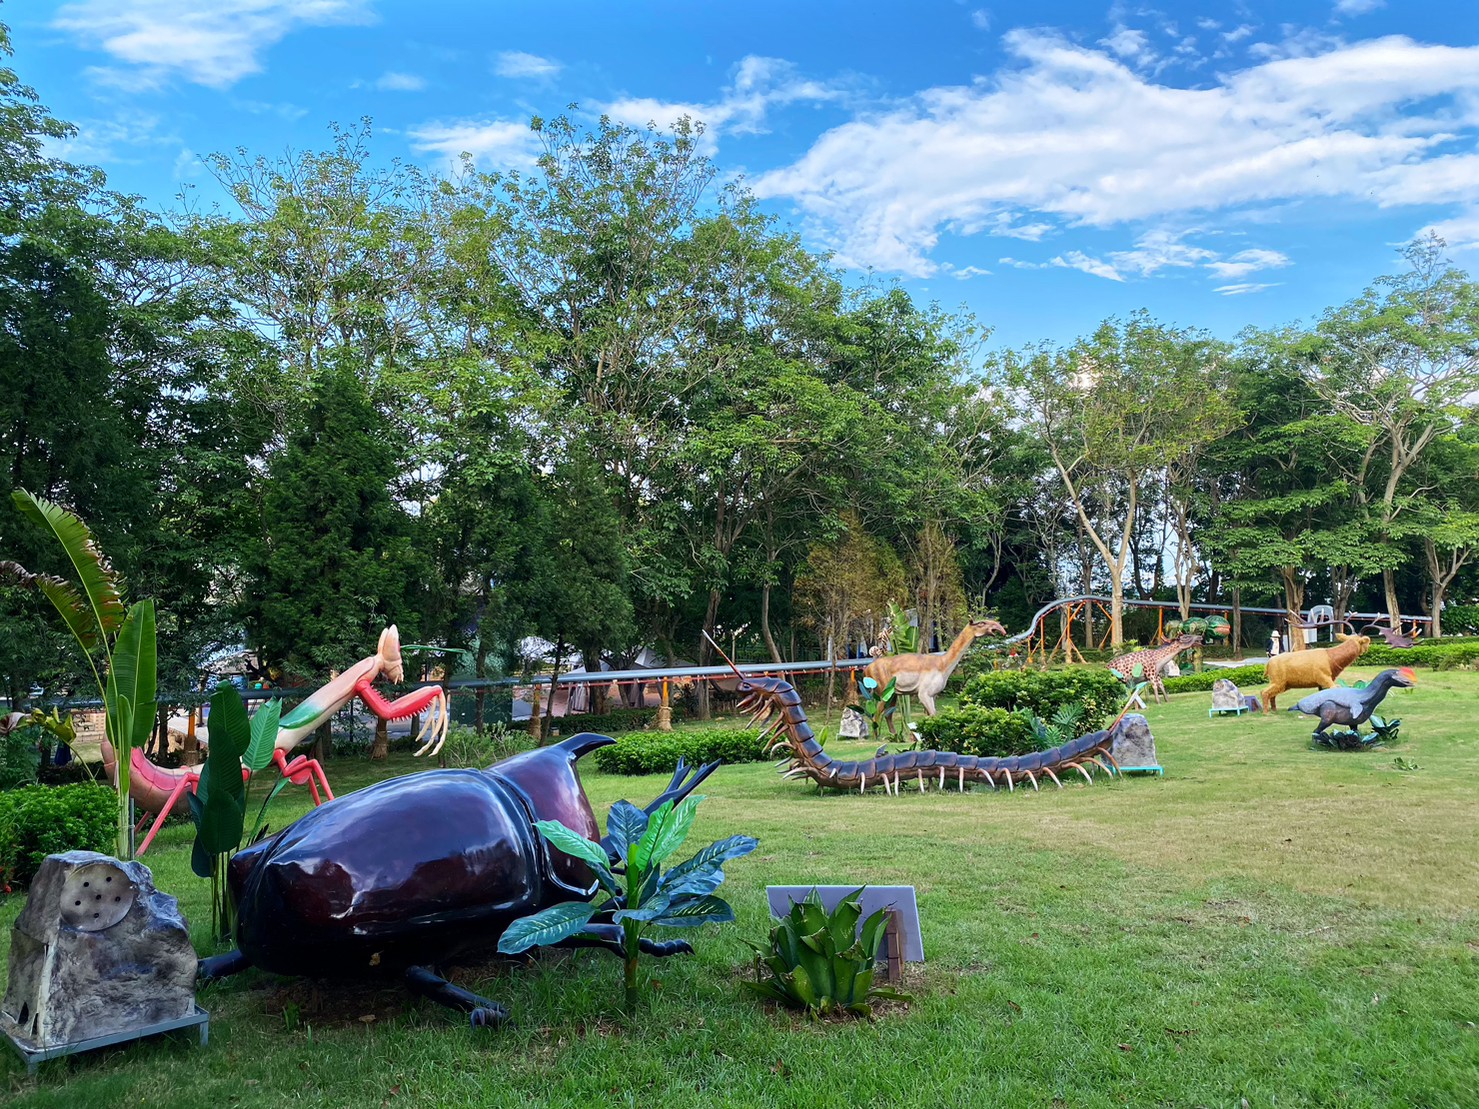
1043,766 -> 1063,789
1024,770 -> 1039,792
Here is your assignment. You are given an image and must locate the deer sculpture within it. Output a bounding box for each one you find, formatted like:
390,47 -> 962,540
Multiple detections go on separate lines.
861,619 -> 1007,719
1261,633 -> 1371,712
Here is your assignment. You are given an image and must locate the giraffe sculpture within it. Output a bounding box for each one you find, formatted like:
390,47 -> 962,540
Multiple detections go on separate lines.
1106,633 -> 1203,704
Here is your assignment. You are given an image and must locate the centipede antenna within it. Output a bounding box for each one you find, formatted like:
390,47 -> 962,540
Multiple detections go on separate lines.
702,629 -> 749,683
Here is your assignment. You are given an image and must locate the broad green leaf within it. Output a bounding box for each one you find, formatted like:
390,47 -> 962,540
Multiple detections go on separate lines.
11,491 -> 126,646
536,819 -> 617,894
613,894 -> 673,923
658,834 -> 757,896
496,901 -> 598,954
195,685 -> 250,855
630,800 -> 673,873
244,698 -> 282,772
646,895 -> 735,929
646,794 -> 703,868
604,800 -> 648,860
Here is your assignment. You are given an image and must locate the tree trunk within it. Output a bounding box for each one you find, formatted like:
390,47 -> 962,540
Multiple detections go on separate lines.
1282,571 -> 1306,653
543,636 -> 565,743
370,715 -> 388,760
1231,585 -> 1242,654
760,582 -> 783,663
1430,582 -> 1445,640
1383,566 -> 1401,631
312,719 -> 332,763
474,635 -> 488,735
696,589 -> 721,721
183,706 -> 199,768
1109,581 -> 1125,649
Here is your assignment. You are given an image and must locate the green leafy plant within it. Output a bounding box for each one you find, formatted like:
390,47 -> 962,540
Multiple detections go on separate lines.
1,490 -> 156,859
0,783 -> 115,886
1017,702 -> 1086,748
441,721 -> 532,768
1392,756 -> 1421,771
188,684 -> 285,940
1311,730 -> 1384,751
857,674 -> 897,741
1369,715 -> 1401,743
497,795 -> 756,1011
1159,663 -> 1269,695
592,728 -> 766,775
745,888 -> 911,1017
917,705 -> 1039,758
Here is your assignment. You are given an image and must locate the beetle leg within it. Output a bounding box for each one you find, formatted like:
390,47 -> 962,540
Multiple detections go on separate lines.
198,948 -> 252,981
573,923 -> 695,959
404,965 -> 509,1029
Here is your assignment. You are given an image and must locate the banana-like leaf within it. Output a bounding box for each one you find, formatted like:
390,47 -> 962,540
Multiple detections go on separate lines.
535,819 -> 616,894
496,900 -> 598,954
645,894 -> 735,929
195,685 -> 250,856
613,894 -> 673,923
604,800 -> 648,860
248,776 -> 291,842
11,491 -> 126,646
0,561 -> 98,657
243,697 -> 282,772
104,600 -> 157,754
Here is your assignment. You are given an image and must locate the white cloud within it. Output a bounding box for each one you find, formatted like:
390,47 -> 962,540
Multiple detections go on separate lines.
1421,208 -> 1479,252
753,32 -> 1479,277
1205,248 -> 1291,278
53,0 -> 373,89
971,9 -> 992,31
602,55 -> 845,154
375,71 -> 426,92
1101,28 -> 1152,62
407,118 -> 538,168
949,264 -> 991,279
173,147 -> 203,179
44,111 -> 174,165
1215,282 -> 1280,295
1335,0 -> 1385,15
494,51 -> 561,79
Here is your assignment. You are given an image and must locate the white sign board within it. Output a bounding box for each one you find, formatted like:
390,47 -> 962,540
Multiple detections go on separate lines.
765,885 -> 923,962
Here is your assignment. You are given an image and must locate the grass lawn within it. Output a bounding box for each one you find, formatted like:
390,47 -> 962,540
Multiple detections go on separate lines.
3,666 -> 1477,1107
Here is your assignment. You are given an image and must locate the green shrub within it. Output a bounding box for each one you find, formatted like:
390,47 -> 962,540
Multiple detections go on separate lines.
959,667 -> 1125,731
1160,663 -> 1268,694
916,706 -> 1039,758
0,783 -> 116,886
1365,641 -> 1479,670
592,727 -> 765,775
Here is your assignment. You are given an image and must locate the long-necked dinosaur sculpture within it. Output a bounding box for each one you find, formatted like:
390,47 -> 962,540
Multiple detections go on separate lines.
861,619 -> 1006,716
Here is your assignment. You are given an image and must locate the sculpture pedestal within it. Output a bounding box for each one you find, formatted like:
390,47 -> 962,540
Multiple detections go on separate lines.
2,1004 -> 208,1076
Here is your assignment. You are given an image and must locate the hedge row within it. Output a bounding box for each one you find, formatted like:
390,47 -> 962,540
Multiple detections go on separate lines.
1160,664 -> 1268,694
1364,641 -> 1479,669
0,783 -> 115,886
591,727 -> 766,775
916,706 -> 1040,759
959,667 -> 1126,731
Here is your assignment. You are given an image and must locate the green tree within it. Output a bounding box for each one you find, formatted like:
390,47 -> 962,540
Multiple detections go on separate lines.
245,367 -> 423,678
1004,313 -> 1236,646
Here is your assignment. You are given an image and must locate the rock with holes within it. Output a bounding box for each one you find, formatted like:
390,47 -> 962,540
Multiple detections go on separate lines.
1109,713 -> 1159,769
0,851 -> 196,1048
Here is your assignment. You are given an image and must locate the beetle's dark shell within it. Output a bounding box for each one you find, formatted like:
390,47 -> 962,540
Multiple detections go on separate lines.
228,734 -> 614,977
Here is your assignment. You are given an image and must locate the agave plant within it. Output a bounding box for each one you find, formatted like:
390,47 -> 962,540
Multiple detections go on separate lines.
498,794 -> 756,1011
1,490 -> 155,858
746,888 -> 911,1017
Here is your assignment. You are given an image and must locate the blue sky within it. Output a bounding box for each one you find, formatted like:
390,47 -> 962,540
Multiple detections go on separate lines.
13,0 -> 1479,348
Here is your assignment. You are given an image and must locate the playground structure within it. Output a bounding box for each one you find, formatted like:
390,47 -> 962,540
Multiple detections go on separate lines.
996,595 -> 1430,666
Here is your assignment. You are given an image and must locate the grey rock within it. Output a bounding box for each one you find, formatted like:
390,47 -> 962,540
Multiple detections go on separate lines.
1,851 -> 196,1049
1211,678 -> 1242,710
1110,713 -> 1159,769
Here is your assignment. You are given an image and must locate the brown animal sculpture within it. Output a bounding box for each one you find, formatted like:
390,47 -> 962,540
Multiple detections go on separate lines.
862,619 -> 1006,717
1107,634 -> 1203,704
1260,633 -> 1370,711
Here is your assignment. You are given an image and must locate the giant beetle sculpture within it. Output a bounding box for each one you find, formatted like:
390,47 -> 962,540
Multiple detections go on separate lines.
200,735 -> 716,1027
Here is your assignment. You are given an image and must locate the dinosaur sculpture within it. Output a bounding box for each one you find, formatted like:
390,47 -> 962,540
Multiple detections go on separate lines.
860,619 -> 1006,718
1292,667 -> 1416,735
1260,633 -> 1370,712
1106,634 -> 1203,704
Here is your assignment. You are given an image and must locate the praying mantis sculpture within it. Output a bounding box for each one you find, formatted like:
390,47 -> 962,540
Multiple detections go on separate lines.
113,626 -> 449,854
